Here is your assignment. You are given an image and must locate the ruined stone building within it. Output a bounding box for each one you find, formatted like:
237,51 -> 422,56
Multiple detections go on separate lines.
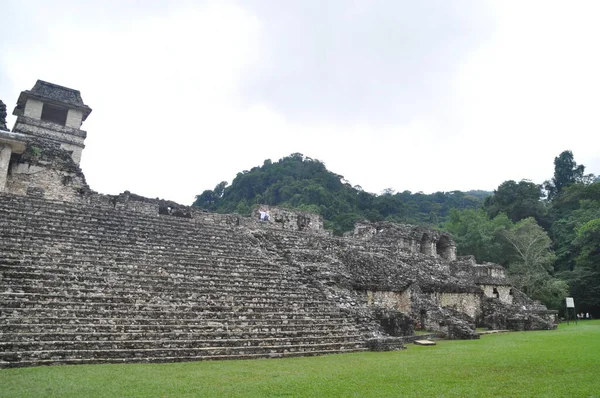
0,81 -> 556,368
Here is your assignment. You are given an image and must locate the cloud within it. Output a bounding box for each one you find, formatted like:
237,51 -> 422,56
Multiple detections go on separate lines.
451,0 -> 600,184
240,0 -> 494,126
0,0 -> 598,205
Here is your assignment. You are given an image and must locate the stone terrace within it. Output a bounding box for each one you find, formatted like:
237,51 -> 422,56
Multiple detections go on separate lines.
0,193 -> 368,368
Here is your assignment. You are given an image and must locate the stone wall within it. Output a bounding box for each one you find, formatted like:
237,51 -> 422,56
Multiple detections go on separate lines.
244,205 -> 325,233
80,193 -> 319,229
12,116 -> 86,164
480,284 -> 513,305
367,290 -> 412,313
434,292 -> 481,319
65,109 -> 83,129
0,144 -> 11,190
5,138 -> 88,201
353,222 -> 456,260
23,98 -> 43,119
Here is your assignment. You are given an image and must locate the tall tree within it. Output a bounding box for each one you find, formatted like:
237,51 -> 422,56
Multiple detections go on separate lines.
503,218 -> 568,309
484,180 -> 546,223
503,218 -> 556,271
544,150 -> 586,200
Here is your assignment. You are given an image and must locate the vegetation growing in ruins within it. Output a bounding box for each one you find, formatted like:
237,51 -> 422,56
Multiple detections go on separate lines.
2,321 -> 599,397
26,145 -> 41,158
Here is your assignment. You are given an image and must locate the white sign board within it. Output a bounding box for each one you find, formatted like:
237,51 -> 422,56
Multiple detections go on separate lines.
566,297 -> 575,308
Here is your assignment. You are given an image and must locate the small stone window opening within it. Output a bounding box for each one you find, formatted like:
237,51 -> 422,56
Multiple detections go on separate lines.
436,236 -> 452,259
509,288 -> 513,296
493,287 -> 500,299
41,103 -> 68,126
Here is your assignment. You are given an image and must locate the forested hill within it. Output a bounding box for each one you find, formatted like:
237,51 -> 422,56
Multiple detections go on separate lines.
192,153 -> 489,235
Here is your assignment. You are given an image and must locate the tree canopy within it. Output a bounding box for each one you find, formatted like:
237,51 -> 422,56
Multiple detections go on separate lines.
193,153 -> 488,235
544,150 -> 589,201
483,180 -> 546,224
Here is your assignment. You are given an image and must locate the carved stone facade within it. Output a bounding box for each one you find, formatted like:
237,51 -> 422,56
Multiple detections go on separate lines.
0,81 -> 557,368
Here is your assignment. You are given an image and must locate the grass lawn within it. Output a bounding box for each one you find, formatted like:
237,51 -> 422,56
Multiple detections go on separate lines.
2,321 -> 599,397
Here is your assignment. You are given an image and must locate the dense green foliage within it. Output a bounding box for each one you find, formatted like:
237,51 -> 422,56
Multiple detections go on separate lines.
443,209 -> 513,265
445,151 -> 598,314
2,322 -> 599,397
193,153 -> 487,235
483,179 -> 547,224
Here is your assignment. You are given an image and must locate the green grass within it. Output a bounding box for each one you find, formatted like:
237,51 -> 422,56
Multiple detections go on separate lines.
2,321 -> 599,397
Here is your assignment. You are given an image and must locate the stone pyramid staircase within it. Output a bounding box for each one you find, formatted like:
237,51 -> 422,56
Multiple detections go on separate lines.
0,194 -> 368,368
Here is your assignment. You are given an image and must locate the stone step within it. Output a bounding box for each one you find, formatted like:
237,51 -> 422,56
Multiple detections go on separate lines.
0,243 -> 262,263
0,341 -> 367,363
0,270 -> 298,290
0,304 -> 340,318
2,327 -> 363,341
0,278 -> 319,299
0,193 -> 371,368
0,241 -> 257,258
0,334 -> 365,352
0,280 -> 317,302
0,215 -> 241,238
0,312 -> 351,327
0,288 -> 318,303
0,247 -> 271,266
1,317 -> 358,331
0,296 -> 333,311
0,346 -> 369,369
0,261 -> 285,277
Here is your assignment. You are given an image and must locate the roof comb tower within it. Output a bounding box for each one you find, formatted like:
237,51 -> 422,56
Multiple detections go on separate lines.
12,80 -> 92,164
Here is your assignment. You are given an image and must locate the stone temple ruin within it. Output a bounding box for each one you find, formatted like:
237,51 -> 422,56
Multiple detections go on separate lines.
0,81 -> 557,368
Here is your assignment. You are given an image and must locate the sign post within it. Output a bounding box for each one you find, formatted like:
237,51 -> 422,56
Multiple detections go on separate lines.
566,297 -> 576,325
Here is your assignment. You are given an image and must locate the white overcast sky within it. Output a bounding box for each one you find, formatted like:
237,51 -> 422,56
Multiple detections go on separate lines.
1,0 -> 599,204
